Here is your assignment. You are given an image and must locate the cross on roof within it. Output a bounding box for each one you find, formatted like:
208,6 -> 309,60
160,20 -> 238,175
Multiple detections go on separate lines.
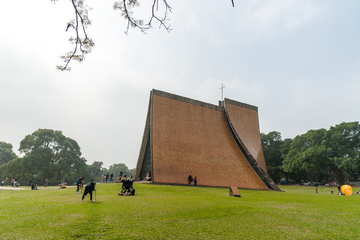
220,84 -> 225,101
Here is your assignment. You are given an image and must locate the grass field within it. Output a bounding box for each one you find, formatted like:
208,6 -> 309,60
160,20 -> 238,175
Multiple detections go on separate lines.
0,183 -> 359,239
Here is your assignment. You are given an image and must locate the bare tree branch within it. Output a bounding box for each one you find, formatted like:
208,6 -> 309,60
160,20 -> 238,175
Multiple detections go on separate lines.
54,0 -> 173,71
51,1 -> 237,71
113,0 -> 172,35
149,0 -> 172,31
56,0 -> 94,71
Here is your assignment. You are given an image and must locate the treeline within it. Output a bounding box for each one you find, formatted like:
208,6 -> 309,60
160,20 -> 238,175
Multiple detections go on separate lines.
0,129 -> 135,186
262,121 -> 360,184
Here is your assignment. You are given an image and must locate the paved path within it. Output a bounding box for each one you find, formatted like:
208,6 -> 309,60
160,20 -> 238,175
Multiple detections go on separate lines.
0,187 -> 25,191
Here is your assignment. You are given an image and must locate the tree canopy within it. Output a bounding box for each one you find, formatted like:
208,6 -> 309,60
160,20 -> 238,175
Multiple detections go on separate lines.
0,129 -> 134,185
261,131 -> 293,182
0,141 -> 17,166
323,122 -> 360,183
105,163 -> 135,178
282,129 -> 327,182
18,129 -> 85,182
263,121 -> 360,184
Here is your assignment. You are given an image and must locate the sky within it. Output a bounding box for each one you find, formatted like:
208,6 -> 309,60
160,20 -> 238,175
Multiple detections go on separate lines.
1,0 -> 360,169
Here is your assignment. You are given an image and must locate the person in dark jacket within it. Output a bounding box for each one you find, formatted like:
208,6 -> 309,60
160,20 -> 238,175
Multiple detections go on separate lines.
128,186 -> 135,196
121,175 -> 128,189
82,180 -> 96,202
76,177 -> 82,193
188,175 -> 193,185
121,175 -> 133,190
106,173 -> 109,183
110,173 -> 114,182
337,184 -> 341,195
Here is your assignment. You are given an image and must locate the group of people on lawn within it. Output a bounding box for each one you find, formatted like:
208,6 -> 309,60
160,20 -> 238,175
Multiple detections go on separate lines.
75,176 -> 96,202
1,177 -> 20,187
118,175 -> 135,196
75,177 -> 85,193
101,172 -> 116,183
75,173 -> 136,202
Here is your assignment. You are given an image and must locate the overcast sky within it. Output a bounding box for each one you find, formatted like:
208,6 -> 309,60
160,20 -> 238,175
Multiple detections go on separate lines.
1,0 -> 359,169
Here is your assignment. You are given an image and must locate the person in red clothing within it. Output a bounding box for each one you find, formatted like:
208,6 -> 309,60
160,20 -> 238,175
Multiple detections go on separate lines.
194,176 -> 197,187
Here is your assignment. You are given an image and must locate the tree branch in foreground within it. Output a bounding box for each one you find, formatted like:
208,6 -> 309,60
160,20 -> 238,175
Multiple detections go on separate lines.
56,0 -> 94,71
113,0 -> 172,35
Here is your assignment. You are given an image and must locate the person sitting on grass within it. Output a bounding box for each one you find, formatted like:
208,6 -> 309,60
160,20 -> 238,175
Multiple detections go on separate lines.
145,172 -> 151,181
118,186 -> 127,196
118,186 -> 135,196
82,180 -> 96,202
127,186 -> 135,196
31,184 -> 38,190
58,181 -> 67,189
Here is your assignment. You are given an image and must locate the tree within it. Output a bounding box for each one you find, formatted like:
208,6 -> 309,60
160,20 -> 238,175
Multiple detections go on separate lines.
261,131 -> 294,182
104,163 -> 135,178
261,131 -> 284,183
0,141 -> 17,166
84,161 -> 105,181
0,157 -> 36,183
323,122 -> 360,184
282,129 -> 327,182
279,138 -> 298,181
18,129 -> 86,184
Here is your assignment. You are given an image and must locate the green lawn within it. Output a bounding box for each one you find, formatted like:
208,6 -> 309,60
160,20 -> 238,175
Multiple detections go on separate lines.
0,184 -> 359,239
